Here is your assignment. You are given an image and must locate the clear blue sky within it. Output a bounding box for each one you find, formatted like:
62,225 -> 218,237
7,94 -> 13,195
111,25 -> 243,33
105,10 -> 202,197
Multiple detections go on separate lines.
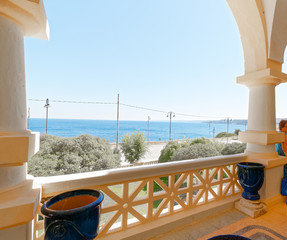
24,0 -> 287,121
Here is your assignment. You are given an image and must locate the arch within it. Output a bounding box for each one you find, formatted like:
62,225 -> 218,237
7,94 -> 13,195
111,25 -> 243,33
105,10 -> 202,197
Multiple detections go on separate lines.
263,0 -> 287,63
227,0 -> 267,74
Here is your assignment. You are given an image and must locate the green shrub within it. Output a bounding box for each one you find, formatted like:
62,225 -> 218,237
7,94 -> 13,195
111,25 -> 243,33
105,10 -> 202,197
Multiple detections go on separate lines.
234,129 -> 241,136
158,141 -> 181,163
171,143 -> 220,161
159,138 -> 215,163
212,141 -> 225,153
221,142 -> 246,155
28,134 -> 121,177
120,131 -> 148,163
190,137 -> 210,145
215,132 -> 236,138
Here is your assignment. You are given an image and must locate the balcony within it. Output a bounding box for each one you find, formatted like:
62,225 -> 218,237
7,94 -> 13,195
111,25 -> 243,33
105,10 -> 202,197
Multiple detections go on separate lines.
2,1 -> 287,239
32,154 -> 248,239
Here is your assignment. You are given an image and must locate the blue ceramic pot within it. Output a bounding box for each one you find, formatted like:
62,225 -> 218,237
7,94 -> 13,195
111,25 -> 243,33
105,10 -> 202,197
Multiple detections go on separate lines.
208,234 -> 251,240
237,162 -> 265,201
41,189 -> 104,240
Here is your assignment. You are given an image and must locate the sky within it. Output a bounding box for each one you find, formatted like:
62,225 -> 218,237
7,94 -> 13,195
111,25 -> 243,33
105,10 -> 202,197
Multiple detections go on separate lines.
24,0 -> 287,121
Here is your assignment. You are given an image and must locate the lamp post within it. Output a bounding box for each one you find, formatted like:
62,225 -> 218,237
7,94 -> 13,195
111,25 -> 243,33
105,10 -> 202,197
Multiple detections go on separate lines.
225,117 -> 232,143
116,94 -> 120,149
44,98 -> 50,134
208,120 -> 212,138
167,112 -> 175,141
147,116 -> 151,143
27,107 -> 31,129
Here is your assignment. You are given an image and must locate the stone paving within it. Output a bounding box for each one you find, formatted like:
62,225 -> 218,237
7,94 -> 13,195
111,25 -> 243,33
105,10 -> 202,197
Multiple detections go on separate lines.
151,202 -> 287,240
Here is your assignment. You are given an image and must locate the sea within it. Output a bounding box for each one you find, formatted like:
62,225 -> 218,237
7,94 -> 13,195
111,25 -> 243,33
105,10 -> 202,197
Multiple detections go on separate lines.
28,119 -> 246,143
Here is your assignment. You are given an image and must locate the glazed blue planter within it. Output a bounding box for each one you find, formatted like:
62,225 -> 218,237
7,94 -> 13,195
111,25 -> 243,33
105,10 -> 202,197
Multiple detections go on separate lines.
208,234 -> 251,240
41,189 -> 104,240
237,162 -> 265,201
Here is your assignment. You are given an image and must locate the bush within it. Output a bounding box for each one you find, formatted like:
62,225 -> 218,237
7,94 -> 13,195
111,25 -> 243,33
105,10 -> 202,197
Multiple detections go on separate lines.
171,143 -> 220,161
120,131 -> 148,163
159,137 -> 217,163
215,132 -> 235,138
28,134 -> 121,177
158,138 -> 211,163
212,141 -> 225,153
158,141 -> 181,163
234,129 -> 241,136
221,142 -> 246,155
189,137 -> 210,145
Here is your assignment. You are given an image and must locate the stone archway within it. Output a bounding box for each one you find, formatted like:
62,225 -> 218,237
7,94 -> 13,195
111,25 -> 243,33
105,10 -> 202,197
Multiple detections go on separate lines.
227,0 -> 287,212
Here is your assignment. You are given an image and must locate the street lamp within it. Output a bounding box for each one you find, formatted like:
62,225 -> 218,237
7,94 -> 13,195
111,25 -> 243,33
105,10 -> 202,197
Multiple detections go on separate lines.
44,98 -> 50,134
224,117 -> 232,143
147,116 -> 151,143
27,107 -> 31,129
167,112 -> 175,141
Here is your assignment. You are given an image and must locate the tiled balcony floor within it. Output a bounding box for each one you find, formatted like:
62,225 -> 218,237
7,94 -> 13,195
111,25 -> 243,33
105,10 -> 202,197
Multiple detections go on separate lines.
151,202 -> 287,240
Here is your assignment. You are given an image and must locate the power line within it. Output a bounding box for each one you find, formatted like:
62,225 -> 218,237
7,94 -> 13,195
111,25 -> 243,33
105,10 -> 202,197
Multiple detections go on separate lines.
28,99 -> 116,105
28,98 -> 227,119
121,103 -> 224,119
176,112 -> 222,119
120,103 -> 167,114
28,99 -> 45,102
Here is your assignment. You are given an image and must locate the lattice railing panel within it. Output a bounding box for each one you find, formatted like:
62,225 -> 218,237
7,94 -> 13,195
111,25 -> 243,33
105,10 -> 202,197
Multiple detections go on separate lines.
34,162 -> 242,239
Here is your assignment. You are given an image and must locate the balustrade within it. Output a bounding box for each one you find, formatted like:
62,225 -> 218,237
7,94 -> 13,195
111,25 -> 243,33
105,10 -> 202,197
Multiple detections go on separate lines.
33,154 -> 246,240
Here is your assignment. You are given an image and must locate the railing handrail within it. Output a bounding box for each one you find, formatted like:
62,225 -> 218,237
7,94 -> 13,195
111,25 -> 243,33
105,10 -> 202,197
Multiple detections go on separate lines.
35,153 -> 247,197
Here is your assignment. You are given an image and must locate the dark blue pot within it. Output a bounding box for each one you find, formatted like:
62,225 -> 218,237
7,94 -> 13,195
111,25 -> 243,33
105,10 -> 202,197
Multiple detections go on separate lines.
208,234 -> 251,240
237,162 -> 265,201
281,177 -> 287,196
41,189 -> 104,240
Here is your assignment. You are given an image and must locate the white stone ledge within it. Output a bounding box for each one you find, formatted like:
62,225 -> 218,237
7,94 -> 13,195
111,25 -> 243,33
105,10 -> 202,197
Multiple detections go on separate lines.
0,178 -> 40,230
0,131 -> 39,166
35,154 -> 247,197
239,130 -> 284,145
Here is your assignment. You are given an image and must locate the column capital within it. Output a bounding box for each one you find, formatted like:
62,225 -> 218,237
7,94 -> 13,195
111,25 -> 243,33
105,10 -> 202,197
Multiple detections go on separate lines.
237,68 -> 287,87
0,0 -> 49,40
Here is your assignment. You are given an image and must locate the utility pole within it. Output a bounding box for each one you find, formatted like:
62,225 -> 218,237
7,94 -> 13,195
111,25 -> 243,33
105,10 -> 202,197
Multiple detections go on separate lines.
27,107 -> 31,129
116,94 -> 120,149
213,127 -> 215,139
225,117 -> 232,143
44,99 -> 50,134
167,112 -> 175,141
208,121 -> 212,138
147,116 -> 151,143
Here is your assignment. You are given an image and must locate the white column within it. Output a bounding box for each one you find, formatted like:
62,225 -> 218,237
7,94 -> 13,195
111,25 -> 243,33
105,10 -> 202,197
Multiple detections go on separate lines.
247,84 -> 276,131
0,1 -> 48,239
0,15 -> 27,132
237,74 -> 287,208
246,83 -> 276,153
0,15 -> 28,191
0,15 -> 40,240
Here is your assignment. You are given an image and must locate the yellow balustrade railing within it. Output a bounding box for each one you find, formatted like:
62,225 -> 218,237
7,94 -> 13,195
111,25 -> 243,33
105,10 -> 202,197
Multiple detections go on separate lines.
33,154 -> 246,240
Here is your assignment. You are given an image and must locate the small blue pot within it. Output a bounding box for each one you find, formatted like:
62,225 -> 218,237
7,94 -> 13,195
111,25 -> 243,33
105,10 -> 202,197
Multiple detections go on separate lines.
208,234 -> 251,240
41,189 -> 104,240
237,162 -> 265,201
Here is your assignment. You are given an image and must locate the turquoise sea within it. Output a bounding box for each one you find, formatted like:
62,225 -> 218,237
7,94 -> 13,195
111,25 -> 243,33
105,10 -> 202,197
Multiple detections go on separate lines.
28,119 -> 246,143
